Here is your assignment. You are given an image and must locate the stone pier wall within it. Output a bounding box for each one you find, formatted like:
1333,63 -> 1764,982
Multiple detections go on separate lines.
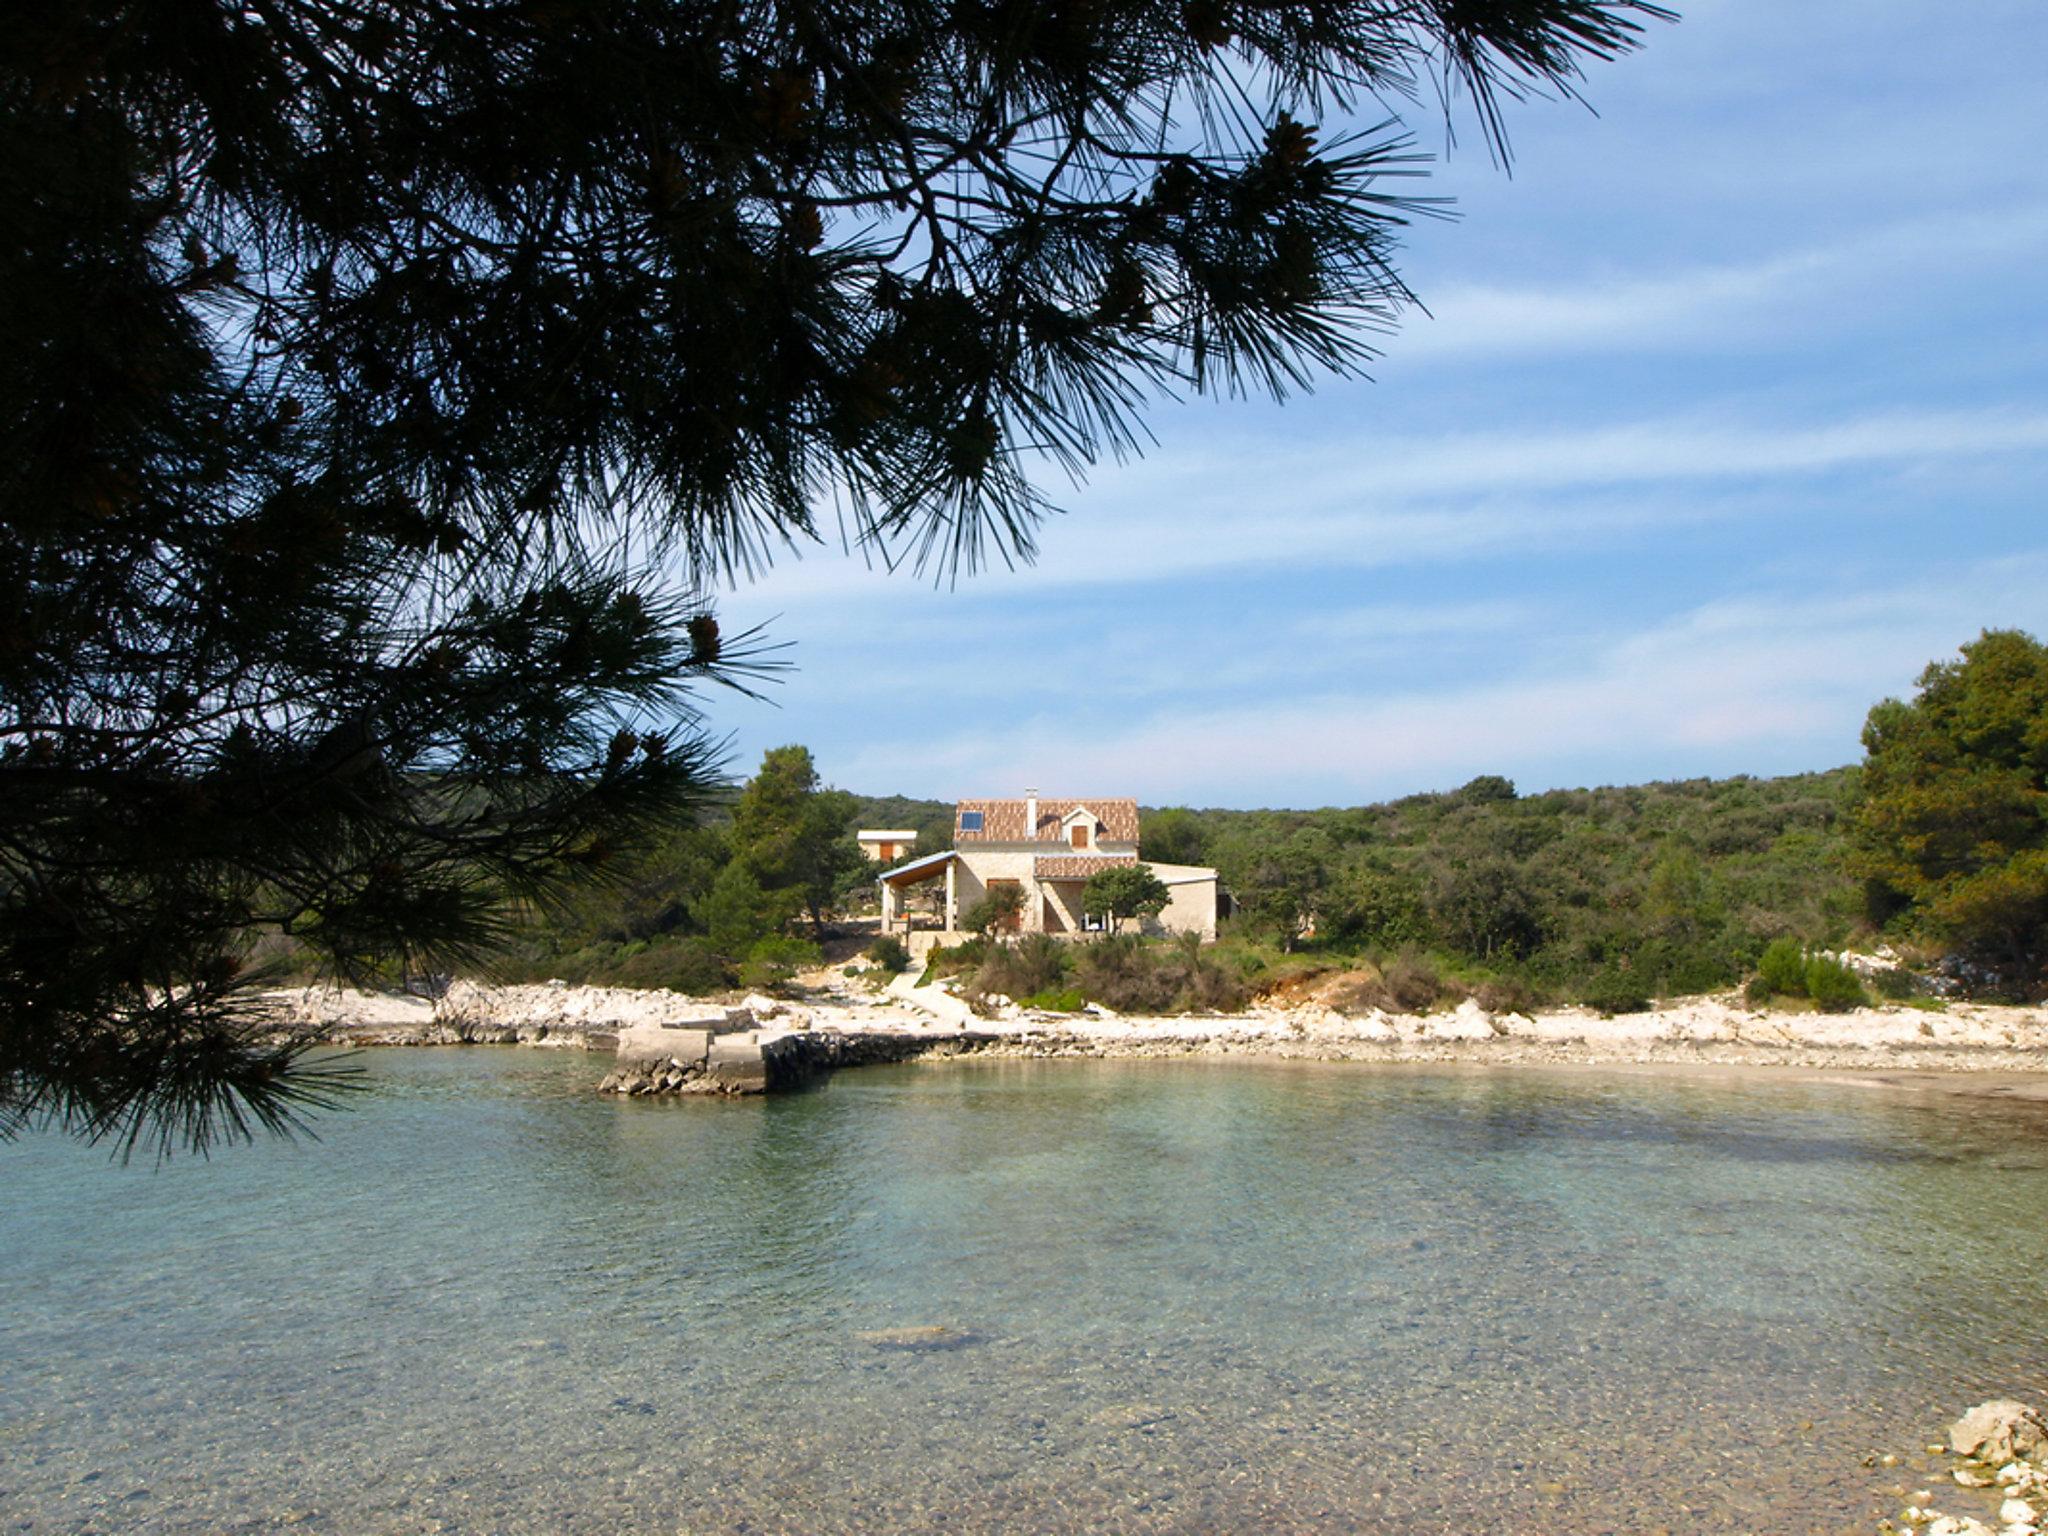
599,1025 -> 1004,1096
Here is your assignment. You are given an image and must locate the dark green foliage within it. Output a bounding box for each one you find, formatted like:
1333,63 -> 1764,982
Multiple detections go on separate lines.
1454,775 -> 1519,806
1222,830 -> 1333,950
739,936 -> 823,993
1802,953 -> 1867,1013
728,747 -> 861,936
963,884 -> 1026,939
1153,767 -> 1863,1009
970,934 -> 1068,1003
922,939 -> 988,981
1139,809 -> 1211,867
1073,936 -> 1182,1013
603,938 -> 730,994
1582,968 -> 1652,1017
864,936 -> 912,974
1757,937 -> 1808,997
1853,631 -> 2048,997
1068,933 -> 1250,1014
1321,866 -> 1430,949
1870,966 -> 1924,1001
1082,864 -> 1173,933
1431,857 -> 1544,959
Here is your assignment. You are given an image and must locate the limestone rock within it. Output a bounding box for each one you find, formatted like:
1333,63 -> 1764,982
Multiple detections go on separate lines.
1926,1516 -> 1995,1536
1951,1402 -> 2048,1465
2003,1499 -> 2039,1525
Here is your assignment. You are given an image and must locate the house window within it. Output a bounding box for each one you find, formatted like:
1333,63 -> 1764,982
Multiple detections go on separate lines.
959,811 -> 983,832
1069,825 -> 1087,849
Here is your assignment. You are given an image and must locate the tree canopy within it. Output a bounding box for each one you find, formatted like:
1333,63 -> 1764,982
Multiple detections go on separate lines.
1852,629 -> 2048,997
4,0 -> 1668,1151
1083,863 -> 1173,933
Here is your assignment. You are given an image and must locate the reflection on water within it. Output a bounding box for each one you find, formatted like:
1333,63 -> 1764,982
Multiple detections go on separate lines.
4,1053 -> 2046,1534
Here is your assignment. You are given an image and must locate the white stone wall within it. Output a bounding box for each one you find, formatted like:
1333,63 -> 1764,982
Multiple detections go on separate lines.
1138,863 -> 1219,940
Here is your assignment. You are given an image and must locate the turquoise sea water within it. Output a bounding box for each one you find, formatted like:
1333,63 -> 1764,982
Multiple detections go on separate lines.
4,1050 -> 2047,1534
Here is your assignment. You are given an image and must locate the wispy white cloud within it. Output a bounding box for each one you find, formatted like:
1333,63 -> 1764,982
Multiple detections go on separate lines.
720,402 -> 2048,615
821,552 -> 2048,803
1393,206 -> 2048,363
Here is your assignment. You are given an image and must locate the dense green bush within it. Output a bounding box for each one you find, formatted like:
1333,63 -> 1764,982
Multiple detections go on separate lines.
1802,953 -> 1868,1012
1073,934 -> 1182,1012
864,935 -> 911,973
1871,965 -> 1924,1001
611,937 -> 730,994
963,883 -> 1026,939
1582,966 -> 1652,1017
970,933 -> 1068,1002
738,935 -> 822,992
1757,937 -> 1809,997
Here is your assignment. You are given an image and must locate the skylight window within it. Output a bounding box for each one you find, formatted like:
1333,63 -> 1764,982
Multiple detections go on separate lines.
959,811 -> 984,832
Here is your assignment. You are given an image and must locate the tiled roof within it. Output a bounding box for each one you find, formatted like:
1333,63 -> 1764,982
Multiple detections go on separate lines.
956,797 -> 1141,843
1033,854 -> 1138,879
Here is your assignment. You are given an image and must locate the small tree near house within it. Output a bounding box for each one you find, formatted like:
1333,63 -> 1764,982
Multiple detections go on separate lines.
964,882 -> 1026,940
1084,865 -> 1172,935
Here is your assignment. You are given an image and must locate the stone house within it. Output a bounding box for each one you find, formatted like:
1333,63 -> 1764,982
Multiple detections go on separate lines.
875,795 -> 1219,940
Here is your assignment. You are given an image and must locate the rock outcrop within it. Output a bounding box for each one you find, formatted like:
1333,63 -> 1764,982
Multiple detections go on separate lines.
1952,1402 -> 2048,1467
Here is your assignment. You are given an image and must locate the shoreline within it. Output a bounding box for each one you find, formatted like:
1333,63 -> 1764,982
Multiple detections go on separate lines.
263,978 -> 2048,1096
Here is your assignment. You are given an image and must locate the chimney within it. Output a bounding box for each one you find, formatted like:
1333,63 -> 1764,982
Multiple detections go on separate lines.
1024,788 -> 1038,842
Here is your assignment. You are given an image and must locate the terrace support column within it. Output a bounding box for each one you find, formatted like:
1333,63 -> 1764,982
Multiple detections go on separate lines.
945,861 -> 957,933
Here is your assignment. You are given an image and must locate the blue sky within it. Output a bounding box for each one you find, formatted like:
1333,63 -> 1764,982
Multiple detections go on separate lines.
709,0 -> 2048,809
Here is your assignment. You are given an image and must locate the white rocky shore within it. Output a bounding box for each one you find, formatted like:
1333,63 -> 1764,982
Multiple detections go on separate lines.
1880,1399 -> 2048,1536
263,969 -> 2048,1089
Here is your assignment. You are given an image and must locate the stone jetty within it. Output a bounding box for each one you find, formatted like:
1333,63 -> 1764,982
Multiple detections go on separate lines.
598,1015 -> 1004,1096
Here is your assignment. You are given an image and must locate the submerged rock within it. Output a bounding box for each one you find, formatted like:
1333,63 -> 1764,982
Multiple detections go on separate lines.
854,1325 -> 981,1352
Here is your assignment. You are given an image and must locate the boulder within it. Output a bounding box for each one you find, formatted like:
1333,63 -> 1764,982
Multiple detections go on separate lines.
1926,1517 -> 1995,1536
1952,1402 -> 2048,1464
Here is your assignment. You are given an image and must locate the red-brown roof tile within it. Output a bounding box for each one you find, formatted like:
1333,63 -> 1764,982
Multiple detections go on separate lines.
1033,854 -> 1138,879
956,797 -> 1141,843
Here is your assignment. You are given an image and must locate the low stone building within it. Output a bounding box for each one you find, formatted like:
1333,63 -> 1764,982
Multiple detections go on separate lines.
854,828 -> 918,862
878,794 -> 1219,940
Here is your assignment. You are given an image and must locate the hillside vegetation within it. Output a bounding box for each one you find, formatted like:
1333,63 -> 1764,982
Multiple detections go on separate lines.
485,757 -> 1867,1011
1139,769 -> 1863,1012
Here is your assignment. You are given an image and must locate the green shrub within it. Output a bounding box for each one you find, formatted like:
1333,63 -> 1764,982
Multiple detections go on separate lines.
1581,966 -> 1651,1017
612,936 -> 730,993
962,883 -> 1026,939
1870,965 -> 1923,1001
738,935 -> 822,992
1757,937 -> 1808,997
1802,953 -> 1868,1012
921,938 -> 986,980
1019,987 -> 1087,1012
1743,975 -> 1774,1006
971,932 -> 1068,1002
1074,933 -> 1181,1012
864,935 -> 911,973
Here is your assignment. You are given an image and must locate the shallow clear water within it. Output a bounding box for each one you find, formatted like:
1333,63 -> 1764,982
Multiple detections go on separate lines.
5,1052 -> 2047,1535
